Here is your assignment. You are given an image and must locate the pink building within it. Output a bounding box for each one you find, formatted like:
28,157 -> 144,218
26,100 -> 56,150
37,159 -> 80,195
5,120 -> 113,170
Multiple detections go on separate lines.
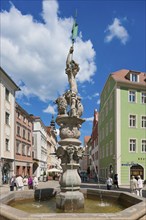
15,103 -> 33,177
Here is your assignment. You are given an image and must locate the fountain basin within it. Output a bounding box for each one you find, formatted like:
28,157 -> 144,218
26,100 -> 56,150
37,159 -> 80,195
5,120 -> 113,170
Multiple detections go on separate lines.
0,188 -> 145,220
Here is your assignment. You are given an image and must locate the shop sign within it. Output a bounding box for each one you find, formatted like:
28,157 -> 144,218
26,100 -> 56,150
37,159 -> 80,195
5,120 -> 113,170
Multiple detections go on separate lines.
121,162 -> 138,166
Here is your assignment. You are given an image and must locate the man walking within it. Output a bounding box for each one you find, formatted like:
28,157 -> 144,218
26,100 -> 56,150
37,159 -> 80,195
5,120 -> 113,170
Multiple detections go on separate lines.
137,175 -> 143,197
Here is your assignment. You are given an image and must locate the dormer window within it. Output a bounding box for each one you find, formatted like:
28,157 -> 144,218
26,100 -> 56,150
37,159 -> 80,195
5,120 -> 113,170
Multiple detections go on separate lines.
125,71 -> 140,82
130,73 -> 139,82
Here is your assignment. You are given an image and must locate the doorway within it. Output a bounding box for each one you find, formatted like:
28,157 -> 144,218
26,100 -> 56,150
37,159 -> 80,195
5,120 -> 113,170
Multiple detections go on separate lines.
130,164 -> 144,179
2,163 -> 10,184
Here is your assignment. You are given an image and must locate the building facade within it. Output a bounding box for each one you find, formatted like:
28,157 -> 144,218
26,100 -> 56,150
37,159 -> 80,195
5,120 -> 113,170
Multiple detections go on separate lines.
0,67 -> 20,185
89,109 -> 99,179
15,103 -> 33,177
98,69 -> 146,185
32,116 -> 48,179
46,116 -> 60,172
79,136 -> 90,172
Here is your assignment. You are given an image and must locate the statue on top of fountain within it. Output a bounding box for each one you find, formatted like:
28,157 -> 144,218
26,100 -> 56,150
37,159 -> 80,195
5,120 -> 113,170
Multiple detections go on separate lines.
66,46 -> 79,94
55,46 -> 83,118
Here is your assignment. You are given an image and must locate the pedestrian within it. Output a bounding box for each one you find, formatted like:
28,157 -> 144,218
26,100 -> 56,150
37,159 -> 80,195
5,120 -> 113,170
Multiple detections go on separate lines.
33,175 -> 38,190
28,176 -> 33,189
113,174 -> 119,188
137,175 -> 143,197
106,176 -> 113,190
130,175 -> 138,194
15,175 -> 24,191
9,175 -> 15,191
3,174 -> 7,184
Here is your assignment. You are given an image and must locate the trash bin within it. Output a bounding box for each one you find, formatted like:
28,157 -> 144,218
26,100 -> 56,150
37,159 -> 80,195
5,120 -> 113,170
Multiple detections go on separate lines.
10,185 -> 14,191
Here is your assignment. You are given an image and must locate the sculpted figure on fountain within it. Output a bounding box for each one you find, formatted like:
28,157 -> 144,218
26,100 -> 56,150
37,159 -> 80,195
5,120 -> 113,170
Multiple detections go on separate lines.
66,46 -> 79,94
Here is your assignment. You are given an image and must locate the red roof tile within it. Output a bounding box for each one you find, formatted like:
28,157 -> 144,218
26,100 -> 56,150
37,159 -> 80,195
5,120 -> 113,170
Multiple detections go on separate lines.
111,69 -> 146,86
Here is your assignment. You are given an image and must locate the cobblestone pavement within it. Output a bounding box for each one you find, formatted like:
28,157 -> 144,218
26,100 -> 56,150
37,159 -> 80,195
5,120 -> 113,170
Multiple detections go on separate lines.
1,180 -> 146,197
0,180 -> 60,195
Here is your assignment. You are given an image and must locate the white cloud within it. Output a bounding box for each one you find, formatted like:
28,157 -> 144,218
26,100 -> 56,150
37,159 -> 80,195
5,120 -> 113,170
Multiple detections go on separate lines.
85,117 -> 93,122
43,104 -> 56,114
97,99 -> 100,105
104,18 -> 129,45
56,128 -> 60,137
1,0 -> 96,102
84,92 -> 99,100
93,92 -> 99,97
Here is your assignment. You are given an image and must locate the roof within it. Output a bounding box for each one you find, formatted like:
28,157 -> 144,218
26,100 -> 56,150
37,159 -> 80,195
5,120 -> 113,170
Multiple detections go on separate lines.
15,102 -> 33,121
111,69 -> 146,86
84,136 -> 91,144
0,67 -> 20,91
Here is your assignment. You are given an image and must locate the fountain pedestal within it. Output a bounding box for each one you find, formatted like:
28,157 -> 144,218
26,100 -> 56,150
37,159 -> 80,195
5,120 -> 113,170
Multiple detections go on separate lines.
56,191 -> 84,210
56,115 -> 85,210
56,163 -> 84,210
55,46 -> 85,210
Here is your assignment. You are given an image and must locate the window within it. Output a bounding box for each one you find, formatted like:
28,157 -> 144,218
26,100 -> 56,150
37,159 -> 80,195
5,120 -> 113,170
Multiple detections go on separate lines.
141,140 -> 146,152
129,139 -> 136,152
16,142 -> 21,154
6,139 -> 9,151
23,116 -> 26,123
141,92 -> 146,104
28,132 -> 30,141
130,74 -> 138,82
27,146 -> 31,156
129,91 -> 136,102
141,116 -> 146,128
5,88 -> 9,101
22,144 -> 25,155
17,126 -> 20,136
23,129 -> 26,139
5,112 -> 10,125
129,115 -> 136,127
17,112 -> 21,119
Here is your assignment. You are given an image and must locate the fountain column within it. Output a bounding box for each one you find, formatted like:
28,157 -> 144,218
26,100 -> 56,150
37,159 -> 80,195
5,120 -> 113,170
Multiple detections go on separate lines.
55,46 -> 85,210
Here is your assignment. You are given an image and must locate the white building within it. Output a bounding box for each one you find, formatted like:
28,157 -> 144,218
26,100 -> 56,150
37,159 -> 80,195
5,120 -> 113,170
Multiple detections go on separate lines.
32,116 -> 48,179
0,67 -> 20,185
46,116 -> 61,171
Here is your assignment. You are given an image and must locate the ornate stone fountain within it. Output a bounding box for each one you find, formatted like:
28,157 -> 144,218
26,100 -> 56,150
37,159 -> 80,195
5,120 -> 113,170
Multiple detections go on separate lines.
55,45 -> 85,210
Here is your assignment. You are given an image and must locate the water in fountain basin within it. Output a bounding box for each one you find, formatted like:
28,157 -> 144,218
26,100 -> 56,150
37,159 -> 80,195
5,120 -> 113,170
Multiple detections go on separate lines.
9,197 -> 124,213
32,189 -> 42,208
39,189 -> 42,202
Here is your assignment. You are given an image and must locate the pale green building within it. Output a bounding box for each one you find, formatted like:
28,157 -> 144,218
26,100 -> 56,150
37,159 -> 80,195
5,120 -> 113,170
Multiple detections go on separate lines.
98,69 -> 146,185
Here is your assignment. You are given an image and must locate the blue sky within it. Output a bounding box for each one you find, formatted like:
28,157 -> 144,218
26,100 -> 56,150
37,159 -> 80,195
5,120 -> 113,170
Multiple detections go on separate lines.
1,0 -> 146,144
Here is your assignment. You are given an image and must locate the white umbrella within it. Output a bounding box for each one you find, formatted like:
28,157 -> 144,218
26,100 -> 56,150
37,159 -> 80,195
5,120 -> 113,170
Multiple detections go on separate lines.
47,168 -> 62,173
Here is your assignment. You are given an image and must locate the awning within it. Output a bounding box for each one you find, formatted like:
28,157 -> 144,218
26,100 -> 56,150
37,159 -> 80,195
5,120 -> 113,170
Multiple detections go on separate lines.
47,168 -> 62,173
